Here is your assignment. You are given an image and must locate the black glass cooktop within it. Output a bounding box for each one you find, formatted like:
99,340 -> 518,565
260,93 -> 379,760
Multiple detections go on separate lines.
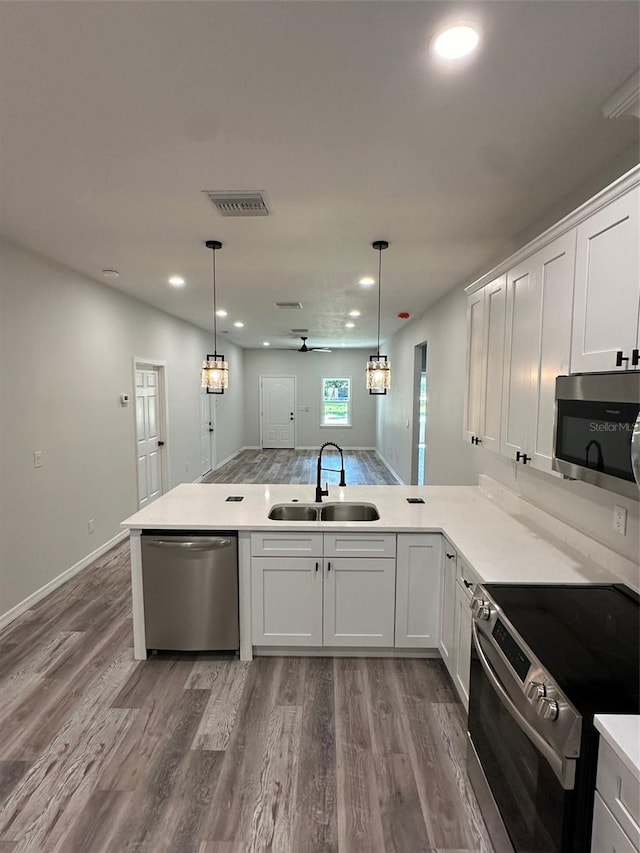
484,583 -> 640,715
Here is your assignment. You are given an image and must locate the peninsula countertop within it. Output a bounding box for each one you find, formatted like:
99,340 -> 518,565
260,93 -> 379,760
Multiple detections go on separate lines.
121,482 -> 619,585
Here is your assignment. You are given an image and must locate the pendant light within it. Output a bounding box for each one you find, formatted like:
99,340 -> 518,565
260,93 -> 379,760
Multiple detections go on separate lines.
366,239 -> 391,394
201,239 -> 229,394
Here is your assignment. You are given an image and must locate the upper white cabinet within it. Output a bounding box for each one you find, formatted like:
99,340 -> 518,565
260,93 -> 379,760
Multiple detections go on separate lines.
394,534 -> 441,649
501,230 -> 576,473
572,186 -> 640,373
464,275 -> 507,451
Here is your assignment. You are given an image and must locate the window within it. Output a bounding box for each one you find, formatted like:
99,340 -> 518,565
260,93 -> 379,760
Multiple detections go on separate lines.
321,377 -> 351,427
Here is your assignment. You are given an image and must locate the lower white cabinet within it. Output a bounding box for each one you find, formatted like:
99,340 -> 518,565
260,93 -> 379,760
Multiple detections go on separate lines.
251,532 -> 397,648
251,557 -> 323,646
323,557 -> 395,647
453,578 -> 473,710
395,534 -> 442,648
439,541 -> 457,673
592,737 -> 640,852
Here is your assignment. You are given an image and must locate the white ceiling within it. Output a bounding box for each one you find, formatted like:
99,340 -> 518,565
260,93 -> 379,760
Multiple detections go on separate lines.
1,1 -> 638,350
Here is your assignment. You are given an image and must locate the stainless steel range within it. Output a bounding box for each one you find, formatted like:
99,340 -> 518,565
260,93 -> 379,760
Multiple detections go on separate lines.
467,583 -> 639,853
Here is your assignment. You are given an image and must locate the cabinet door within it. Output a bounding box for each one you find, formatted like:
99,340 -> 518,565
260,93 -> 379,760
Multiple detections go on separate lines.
591,793 -> 638,853
453,581 -> 473,711
501,263 -> 539,461
395,534 -> 441,648
529,231 -> 576,473
439,543 -> 457,675
572,186 -> 640,373
479,275 -> 507,452
323,558 -> 395,647
251,557 -> 323,646
464,289 -> 486,442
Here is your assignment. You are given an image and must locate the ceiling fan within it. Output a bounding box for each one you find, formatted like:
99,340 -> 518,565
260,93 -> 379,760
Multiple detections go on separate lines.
296,336 -> 332,353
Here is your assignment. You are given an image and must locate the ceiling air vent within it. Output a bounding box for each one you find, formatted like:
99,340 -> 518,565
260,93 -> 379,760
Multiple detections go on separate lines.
274,301 -> 303,309
204,190 -> 269,217
290,328 -> 309,334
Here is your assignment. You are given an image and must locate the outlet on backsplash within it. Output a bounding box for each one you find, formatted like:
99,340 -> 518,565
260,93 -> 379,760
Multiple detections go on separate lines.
613,505 -> 627,536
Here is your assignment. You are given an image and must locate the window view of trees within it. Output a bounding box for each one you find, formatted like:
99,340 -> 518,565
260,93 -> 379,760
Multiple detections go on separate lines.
322,377 -> 351,426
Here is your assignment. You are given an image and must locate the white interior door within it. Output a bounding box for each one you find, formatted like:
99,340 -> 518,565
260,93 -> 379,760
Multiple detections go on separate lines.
261,377 -> 296,449
135,367 -> 164,509
200,390 -> 215,476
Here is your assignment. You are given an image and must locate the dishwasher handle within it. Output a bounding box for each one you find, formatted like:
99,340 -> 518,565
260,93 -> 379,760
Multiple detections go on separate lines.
145,537 -> 234,551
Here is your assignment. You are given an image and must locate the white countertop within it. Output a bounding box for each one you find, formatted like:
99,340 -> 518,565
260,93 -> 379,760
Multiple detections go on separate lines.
122,483 -> 619,585
595,715 -> 640,781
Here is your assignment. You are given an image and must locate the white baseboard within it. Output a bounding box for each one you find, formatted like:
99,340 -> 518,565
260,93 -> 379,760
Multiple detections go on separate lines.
0,530 -> 129,632
374,450 -> 405,485
296,445 -> 377,451
214,446 -> 247,470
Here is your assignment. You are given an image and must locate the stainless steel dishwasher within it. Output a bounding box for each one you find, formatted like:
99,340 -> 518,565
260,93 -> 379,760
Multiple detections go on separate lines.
141,532 -> 238,652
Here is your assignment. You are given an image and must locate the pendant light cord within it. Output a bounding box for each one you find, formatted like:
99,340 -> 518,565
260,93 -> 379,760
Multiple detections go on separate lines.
211,247 -> 217,354
376,244 -> 382,358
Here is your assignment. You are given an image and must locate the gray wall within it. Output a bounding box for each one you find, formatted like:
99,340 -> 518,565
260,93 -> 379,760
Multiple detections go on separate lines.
376,285 -> 477,486
0,237 -> 244,617
242,348 -> 377,449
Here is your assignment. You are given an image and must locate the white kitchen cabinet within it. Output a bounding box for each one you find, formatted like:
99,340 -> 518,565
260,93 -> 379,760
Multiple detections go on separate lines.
394,534 -> 441,649
464,275 -> 506,451
438,540 -> 457,674
451,556 -> 480,711
323,557 -> 396,647
592,737 -> 640,853
572,185 -> 640,374
501,230 -> 576,474
251,532 -> 396,648
251,557 -> 323,646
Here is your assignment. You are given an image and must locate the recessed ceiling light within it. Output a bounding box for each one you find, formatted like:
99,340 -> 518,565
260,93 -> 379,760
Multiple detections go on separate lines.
340,343 -> 347,347
263,341 -> 270,346
168,276 -> 185,287
216,309 -> 228,317
433,24 -> 479,59
102,269 -> 119,279
234,321 -> 244,328
345,322 -> 355,329
359,276 -> 375,287
349,310 -> 361,317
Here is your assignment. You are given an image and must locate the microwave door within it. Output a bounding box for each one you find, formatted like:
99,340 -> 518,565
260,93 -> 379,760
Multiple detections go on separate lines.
633,412 -> 640,488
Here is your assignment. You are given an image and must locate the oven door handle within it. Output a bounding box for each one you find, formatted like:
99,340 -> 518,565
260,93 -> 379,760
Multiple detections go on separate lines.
472,622 -> 576,790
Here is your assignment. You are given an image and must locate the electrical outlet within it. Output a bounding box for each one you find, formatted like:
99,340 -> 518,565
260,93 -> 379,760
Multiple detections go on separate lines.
613,505 -> 627,536
88,518 -> 95,534
33,451 -> 42,468
185,462 -> 189,473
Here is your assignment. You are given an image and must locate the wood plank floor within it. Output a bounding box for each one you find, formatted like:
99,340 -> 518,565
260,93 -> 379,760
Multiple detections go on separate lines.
0,543 -> 494,852
202,449 -> 399,486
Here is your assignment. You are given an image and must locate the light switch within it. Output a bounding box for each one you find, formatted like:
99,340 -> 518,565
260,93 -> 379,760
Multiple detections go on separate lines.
33,450 -> 42,468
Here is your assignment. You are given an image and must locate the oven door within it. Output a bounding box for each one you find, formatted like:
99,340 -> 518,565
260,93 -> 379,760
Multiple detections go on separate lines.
467,623 -> 577,853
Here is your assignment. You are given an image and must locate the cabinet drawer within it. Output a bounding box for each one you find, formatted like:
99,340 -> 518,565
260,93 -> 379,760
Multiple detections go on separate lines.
323,533 -> 396,558
251,532 -> 323,557
597,739 -> 640,845
592,792 -> 639,853
456,555 -> 480,594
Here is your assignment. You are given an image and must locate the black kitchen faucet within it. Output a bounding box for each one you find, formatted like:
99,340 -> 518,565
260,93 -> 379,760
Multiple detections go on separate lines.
315,442 -> 346,502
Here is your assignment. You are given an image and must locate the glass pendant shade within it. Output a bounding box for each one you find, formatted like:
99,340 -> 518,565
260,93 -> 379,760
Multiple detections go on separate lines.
366,356 -> 391,394
201,354 -> 229,394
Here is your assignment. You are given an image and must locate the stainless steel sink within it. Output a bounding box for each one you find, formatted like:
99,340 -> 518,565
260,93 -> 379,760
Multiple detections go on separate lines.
319,502 -> 380,521
268,504 -> 319,521
267,502 -> 380,521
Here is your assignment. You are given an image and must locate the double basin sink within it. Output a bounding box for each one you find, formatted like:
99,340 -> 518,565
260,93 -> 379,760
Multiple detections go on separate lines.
268,502 -> 380,522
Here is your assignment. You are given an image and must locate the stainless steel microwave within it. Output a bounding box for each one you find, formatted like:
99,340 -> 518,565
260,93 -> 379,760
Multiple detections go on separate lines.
553,372 -> 640,500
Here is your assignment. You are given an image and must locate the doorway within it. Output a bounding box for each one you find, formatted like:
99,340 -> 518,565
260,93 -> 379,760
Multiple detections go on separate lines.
134,361 -> 169,509
260,376 -> 296,449
411,343 -> 427,485
200,389 -> 215,476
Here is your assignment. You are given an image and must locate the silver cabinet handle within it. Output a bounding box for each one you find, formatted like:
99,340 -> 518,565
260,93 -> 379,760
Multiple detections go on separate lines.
146,538 -> 233,551
472,621 -> 575,790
